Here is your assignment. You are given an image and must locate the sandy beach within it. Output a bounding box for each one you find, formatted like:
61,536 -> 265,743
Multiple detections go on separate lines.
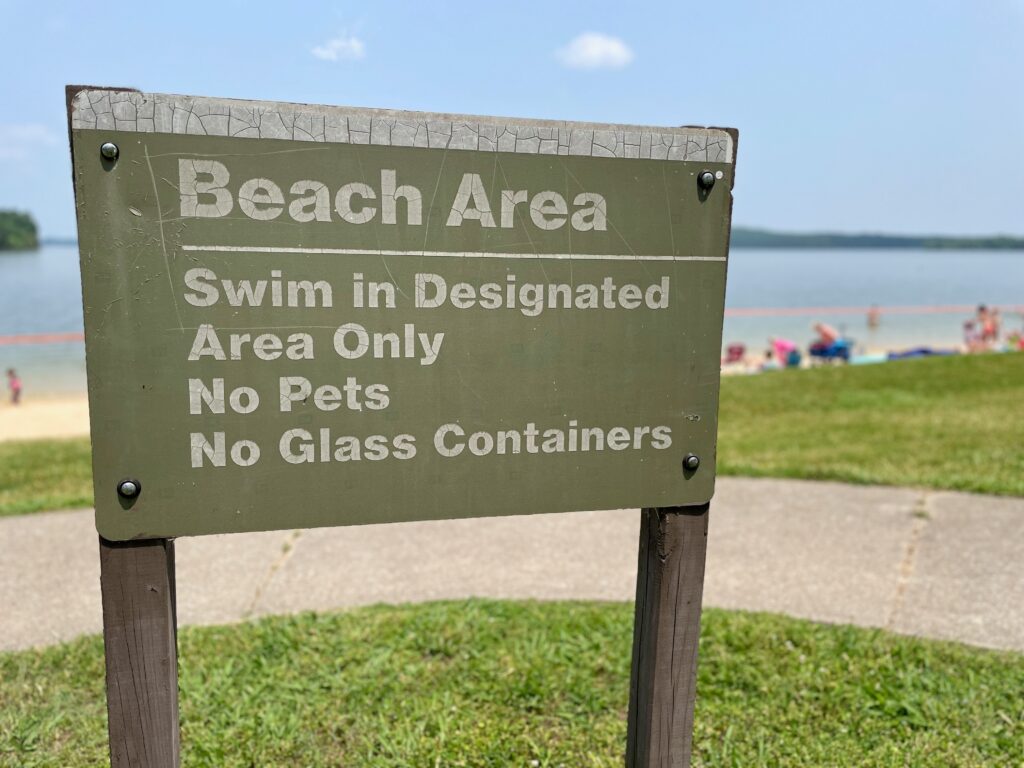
0,395 -> 90,442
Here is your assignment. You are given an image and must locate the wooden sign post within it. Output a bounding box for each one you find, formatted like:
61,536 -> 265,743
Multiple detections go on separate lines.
99,538 -> 179,767
68,85 -> 736,767
628,506 -> 710,766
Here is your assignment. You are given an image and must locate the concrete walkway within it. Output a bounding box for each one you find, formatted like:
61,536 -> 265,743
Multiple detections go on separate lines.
2,477 -> 1022,653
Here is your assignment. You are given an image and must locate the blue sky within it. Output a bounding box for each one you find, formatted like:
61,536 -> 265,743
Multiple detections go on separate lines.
1,0 -> 1021,238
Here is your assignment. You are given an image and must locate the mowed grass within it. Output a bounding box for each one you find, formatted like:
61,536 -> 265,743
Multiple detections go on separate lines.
1,353 -> 1022,517
1,600 -> 1022,767
0,437 -> 92,516
717,352 -> 1024,496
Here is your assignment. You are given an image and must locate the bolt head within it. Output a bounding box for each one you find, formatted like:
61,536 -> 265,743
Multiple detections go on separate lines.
100,142 -> 119,161
117,479 -> 140,499
697,171 -> 716,190
683,453 -> 701,471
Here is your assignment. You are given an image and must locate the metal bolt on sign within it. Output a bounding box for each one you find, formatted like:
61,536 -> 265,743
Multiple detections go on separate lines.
100,142 -> 119,161
683,453 -> 701,471
697,171 -> 716,190
117,479 -> 141,499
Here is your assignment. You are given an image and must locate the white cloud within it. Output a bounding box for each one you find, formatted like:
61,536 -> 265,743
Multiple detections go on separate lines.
557,32 -> 634,70
312,34 -> 366,62
0,124 -> 59,161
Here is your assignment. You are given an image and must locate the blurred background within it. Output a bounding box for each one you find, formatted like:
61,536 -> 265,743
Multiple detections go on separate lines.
2,4 -> 1024,765
1,0 -> 1022,405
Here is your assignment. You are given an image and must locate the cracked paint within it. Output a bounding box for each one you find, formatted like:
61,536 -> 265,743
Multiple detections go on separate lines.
72,90 -> 735,164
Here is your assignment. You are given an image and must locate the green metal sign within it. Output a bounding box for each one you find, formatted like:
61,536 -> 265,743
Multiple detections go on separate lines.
69,88 -> 736,541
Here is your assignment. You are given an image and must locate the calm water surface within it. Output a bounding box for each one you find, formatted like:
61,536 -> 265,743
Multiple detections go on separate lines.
1,245 -> 1021,394
1,245 -> 86,395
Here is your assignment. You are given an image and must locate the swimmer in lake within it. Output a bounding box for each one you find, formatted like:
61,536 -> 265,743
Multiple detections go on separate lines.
6,368 -> 22,406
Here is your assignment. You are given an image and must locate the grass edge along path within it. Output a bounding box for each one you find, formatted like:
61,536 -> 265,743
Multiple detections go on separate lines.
2,353 -> 1022,517
1,600 -> 1022,767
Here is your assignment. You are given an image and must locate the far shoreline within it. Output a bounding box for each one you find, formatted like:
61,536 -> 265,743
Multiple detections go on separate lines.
11,228 -> 1024,252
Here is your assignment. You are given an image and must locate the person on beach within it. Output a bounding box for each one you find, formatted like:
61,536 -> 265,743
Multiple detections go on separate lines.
761,349 -> 782,371
963,321 -> 984,353
6,368 -> 22,405
867,304 -> 881,330
769,337 -> 801,368
812,322 -> 840,347
987,308 -> 1001,344
976,305 -> 999,344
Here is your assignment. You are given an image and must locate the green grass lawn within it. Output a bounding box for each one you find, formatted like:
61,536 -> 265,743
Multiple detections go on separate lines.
1,600 -> 1021,767
0,437 -> 92,516
717,352 -> 1024,496
1,353 -> 1022,517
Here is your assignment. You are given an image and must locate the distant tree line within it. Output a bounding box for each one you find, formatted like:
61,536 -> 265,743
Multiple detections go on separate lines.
732,227 -> 1024,250
0,211 -> 39,251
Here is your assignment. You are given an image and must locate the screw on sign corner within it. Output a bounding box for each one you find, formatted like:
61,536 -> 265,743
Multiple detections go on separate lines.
697,171 -> 715,190
682,453 -> 701,472
117,479 -> 141,499
100,142 -> 119,161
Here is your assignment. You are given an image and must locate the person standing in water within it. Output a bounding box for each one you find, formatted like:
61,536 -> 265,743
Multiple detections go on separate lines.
867,304 -> 881,329
6,368 -> 22,405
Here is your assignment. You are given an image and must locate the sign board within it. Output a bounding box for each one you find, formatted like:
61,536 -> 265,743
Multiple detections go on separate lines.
69,88 -> 735,541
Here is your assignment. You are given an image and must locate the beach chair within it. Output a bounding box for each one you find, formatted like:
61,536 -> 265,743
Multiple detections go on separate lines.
723,343 -> 746,364
808,339 -> 852,363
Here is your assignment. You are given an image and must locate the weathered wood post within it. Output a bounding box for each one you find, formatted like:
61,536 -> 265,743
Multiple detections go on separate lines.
626,504 -> 711,768
99,537 -> 180,767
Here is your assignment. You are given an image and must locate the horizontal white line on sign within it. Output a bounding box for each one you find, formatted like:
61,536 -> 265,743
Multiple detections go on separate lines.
181,245 -> 726,262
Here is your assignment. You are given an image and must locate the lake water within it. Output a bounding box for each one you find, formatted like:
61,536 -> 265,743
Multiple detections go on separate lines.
724,248 -> 1023,357
1,245 -> 89,396
1,245 -> 1021,395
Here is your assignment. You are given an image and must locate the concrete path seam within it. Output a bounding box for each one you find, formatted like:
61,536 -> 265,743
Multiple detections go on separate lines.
886,490 -> 931,630
244,530 -> 302,618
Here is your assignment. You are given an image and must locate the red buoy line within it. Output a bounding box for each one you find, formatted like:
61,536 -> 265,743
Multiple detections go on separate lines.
0,331 -> 85,346
724,304 -> 1023,318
